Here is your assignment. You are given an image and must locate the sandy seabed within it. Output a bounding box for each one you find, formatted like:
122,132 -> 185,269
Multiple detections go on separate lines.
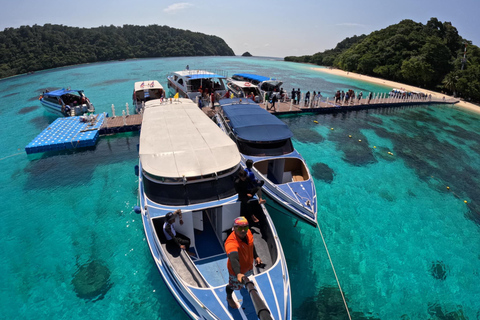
312,67 -> 480,115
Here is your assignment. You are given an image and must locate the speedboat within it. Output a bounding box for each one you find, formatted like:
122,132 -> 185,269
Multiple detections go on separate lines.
214,99 -> 317,226
39,88 -> 94,117
226,80 -> 263,103
132,80 -> 165,113
230,73 -> 283,100
167,69 -> 227,106
136,98 -> 291,319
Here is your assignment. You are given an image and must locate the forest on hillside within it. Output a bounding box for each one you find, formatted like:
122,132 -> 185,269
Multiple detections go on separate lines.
285,18 -> 480,102
0,24 -> 235,79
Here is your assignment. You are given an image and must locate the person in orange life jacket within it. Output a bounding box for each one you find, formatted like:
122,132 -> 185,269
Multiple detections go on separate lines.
163,209 -> 195,256
225,217 -> 262,309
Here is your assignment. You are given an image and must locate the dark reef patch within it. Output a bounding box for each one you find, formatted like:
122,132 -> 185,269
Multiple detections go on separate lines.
72,260 -> 112,301
430,260 -> 448,280
92,79 -> 130,86
330,130 -> 376,166
427,301 -> 466,319
291,128 -> 325,144
296,286 -> 380,320
2,92 -> 20,98
311,162 -> 334,183
373,146 -> 396,161
18,105 -> 40,115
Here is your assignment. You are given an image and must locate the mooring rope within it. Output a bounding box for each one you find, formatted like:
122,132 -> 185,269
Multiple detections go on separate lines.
316,222 -> 352,320
0,152 -> 24,161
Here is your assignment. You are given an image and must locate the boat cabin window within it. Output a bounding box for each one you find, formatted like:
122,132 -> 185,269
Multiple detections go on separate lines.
237,139 -> 294,156
142,171 -> 238,205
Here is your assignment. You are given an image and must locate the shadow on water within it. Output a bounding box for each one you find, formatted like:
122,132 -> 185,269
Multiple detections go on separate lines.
18,105 -> 40,115
23,133 -> 139,190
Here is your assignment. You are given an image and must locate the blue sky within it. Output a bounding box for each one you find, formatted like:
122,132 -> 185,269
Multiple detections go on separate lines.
1,0 -> 479,57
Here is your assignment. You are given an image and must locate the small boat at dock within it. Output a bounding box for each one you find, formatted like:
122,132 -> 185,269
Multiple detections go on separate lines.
137,98 -> 292,319
230,73 -> 283,100
226,80 -> 263,103
132,80 -> 165,113
214,98 -> 317,226
167,69 -> 228,106
39,88 -> 94,117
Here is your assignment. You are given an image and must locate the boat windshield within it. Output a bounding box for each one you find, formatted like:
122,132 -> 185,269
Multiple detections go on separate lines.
142,170 -> 239,206
237,139 -> 294,157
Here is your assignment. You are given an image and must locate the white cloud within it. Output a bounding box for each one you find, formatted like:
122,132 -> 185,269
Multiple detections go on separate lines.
264,43 -> 270,47
163,3 -> 193,14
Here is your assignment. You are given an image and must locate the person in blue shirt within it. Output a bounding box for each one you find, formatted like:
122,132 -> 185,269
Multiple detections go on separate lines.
245,159 -> 265,205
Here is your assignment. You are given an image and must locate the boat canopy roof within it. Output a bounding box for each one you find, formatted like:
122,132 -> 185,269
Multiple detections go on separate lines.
227,80 -> 258,88
219,101 -> 293,142
139,99 -> 240,178
44,89 -> 83,97
232,73 -> 274,82
134,80 -> 163,91
171,70 -> 226,80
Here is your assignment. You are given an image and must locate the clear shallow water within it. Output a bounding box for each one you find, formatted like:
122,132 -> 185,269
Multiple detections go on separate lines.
1,57 -> 479,319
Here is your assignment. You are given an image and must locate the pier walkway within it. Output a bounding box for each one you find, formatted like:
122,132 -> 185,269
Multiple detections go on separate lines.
25,96 -> 458,154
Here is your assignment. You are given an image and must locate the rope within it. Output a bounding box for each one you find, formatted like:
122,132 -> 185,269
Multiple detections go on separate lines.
316,222 -> 352,320
0,152 -> 24,161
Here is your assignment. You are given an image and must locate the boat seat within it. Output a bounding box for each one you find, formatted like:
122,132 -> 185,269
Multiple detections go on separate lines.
292,170 -> 304,182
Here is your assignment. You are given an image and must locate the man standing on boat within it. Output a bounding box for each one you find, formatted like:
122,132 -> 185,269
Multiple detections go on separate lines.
225,217 -> 263,309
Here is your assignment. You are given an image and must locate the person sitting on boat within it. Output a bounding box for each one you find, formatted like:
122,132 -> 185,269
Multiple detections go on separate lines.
234,170 -> 265,223
163,210 -> 195,256
225,216 -> 263,309
245,159 -> 265,189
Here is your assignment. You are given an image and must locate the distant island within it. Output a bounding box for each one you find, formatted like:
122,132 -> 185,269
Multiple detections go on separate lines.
242,52 -> 252,57
0,24 -> 235,79
285,18 -> 480,103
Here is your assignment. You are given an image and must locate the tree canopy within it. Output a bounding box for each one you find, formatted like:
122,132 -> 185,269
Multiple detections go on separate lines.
285,18 -> 480,102
0,24 -> 235,79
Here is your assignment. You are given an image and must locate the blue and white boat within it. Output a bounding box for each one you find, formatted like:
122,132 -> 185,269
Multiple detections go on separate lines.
230,73 -> 283,100
137,98 -> 291,319
214,99 -> 317,226
39,88 -> 94,117
167,69 -> 228,105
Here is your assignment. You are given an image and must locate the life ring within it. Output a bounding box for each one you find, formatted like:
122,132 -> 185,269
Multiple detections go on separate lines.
244,82 -> 251,87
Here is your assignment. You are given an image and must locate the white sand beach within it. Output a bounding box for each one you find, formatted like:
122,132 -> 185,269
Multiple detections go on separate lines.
312,67 -> 480,115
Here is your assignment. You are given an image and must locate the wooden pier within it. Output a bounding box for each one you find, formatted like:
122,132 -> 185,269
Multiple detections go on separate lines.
100,96 -> 460,134
99,114 -> 143,135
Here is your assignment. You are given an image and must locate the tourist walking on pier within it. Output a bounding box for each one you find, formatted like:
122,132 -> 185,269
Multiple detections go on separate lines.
291,88 -> 296,104
305,91 -> 310,107
335,90 -> 341,104
297,89 -> 301,106
358,92 -> 363,103
368,92 -> 373,103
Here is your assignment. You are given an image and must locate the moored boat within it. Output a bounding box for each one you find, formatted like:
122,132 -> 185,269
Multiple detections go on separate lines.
167,69 -> 228,106
132,80 -> 165,113
230,73 -> 283,100
226,80 -> 263,103
214,99 -> 317,226
137,98 -> 291,319
39,88 -> 94,117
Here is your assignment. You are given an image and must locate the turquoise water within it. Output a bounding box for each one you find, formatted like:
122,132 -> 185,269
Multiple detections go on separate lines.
1,57 -> 479,319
